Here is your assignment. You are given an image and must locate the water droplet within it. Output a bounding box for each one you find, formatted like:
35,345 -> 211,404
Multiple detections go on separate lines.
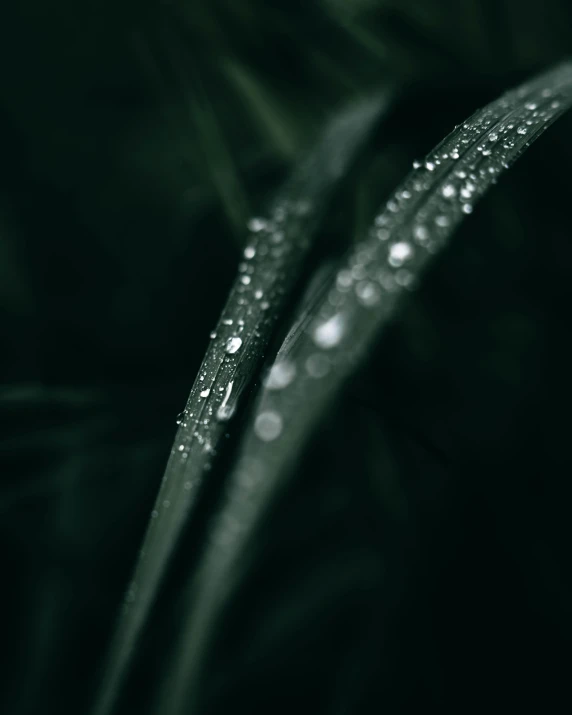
517,125 -> 527,135
336,269 -> 353,290
254,411 -> 283,442
412,160 -> 422,169
462,203 -> 473,214
441,184 -> 456,198
265,361 -> 297,390
176,411 -> 186,426
244,245 -> 256,259
225,337 -> 243,354
248,217 -> 267,232
178,444 -> 185,452
254,289 -> 264,300
435,215 -> 450,227
210,330 -> 217,339
151,510 -> 159,519
414,225 -> 429,243
306,353 -> 330,378
216,381 -> 235,422
240,275 -> 251,285
525,102 -> 538,111
222,318 -> 233,325
356,281 -> 381,307
425,160 -> 436,171
389,242 -> 414,267
313,313 -> 346,349
200,388 -> 211,398
488,132 -> 499,141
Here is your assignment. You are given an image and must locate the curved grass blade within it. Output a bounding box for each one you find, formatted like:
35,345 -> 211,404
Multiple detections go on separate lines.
159,61 -> 572,715
91,92 -> 388,715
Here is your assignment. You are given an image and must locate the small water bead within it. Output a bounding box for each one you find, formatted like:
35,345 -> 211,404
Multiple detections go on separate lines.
248,217 -> 267,232
178,444 -> 185,452
313,312 -> 346,349
388,242 -> 414,267
265,361 -> 297,390
377,228 -> 390,241
151,510 -> 159,519
244,245 -> 256,259
210,330 -> 217,339
225,337 -> 243,354
414,225 -> 429,243
217,381 -> 235,422
306,353 -> 330,378
176,411 -> 187,426
271,230 -> 284,243
387,200 -> 399,212
240,275 -> 251,285
223,318 -> 233,325
450,149 -> 460,159
425,160 -> 436,171
441,184 -> 456,198
200,388 -> 211,398
525,102 -> 538,111
462,203 -> 473,214
254,289 -> 264,300
517,125 -> 528,135
356,280 -> 381,307
395,269 -> 415,288
412,160 -> 422,169
488,132 -> 499,141
400,190 -> 412,200
551,100 -> 561,110
260,300 -> 270,310
337,269 -> 353,290
435,215 -> 450,228
254,411 -> 283,442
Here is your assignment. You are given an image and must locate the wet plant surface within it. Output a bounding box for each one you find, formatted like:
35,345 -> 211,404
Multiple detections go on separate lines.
2,2 -> 572,714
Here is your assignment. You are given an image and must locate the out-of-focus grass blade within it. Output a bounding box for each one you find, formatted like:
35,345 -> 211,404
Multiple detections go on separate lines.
160,61 -> 572,715
91,91 -> 388,715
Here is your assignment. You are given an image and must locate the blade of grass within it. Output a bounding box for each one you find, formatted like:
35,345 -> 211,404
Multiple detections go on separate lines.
91,91 -> 388,715
160,61 -> 572,715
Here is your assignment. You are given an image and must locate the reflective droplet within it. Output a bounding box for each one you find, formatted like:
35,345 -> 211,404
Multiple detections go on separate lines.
313,313 -> 345,349
254,411 -> 283,442
225,337 -> 243,354
200,388 -> 210,398
414,225 -> 429,242
216,381 -> 235,422
306,353 -> 330,378
517,125 -> 527,135
240,275 -> 251,285
441,184 -> 456,198
254,289 -> 263,300
356,281 -> 381,307
425,160 -> 436,171
265,361 -> 297,390
248,217 -> 267,232
244,245 -> 256,259
389,242 -> 414,267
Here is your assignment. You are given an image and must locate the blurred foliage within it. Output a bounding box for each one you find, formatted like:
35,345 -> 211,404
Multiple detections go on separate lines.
1,1 -> 572,714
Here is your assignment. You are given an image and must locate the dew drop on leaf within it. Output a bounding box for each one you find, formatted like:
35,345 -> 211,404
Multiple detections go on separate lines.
265,361 -> 297,390
254,411 -> 283,442
312,313 -> 346,349
225,337 -> 243,354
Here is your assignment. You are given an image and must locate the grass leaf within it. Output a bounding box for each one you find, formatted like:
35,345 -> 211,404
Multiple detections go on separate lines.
159,61 -> 572,715
91,91 -> 388,715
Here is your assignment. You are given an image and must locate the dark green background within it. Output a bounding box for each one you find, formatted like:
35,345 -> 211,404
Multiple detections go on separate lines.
1,2 -> 572,713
